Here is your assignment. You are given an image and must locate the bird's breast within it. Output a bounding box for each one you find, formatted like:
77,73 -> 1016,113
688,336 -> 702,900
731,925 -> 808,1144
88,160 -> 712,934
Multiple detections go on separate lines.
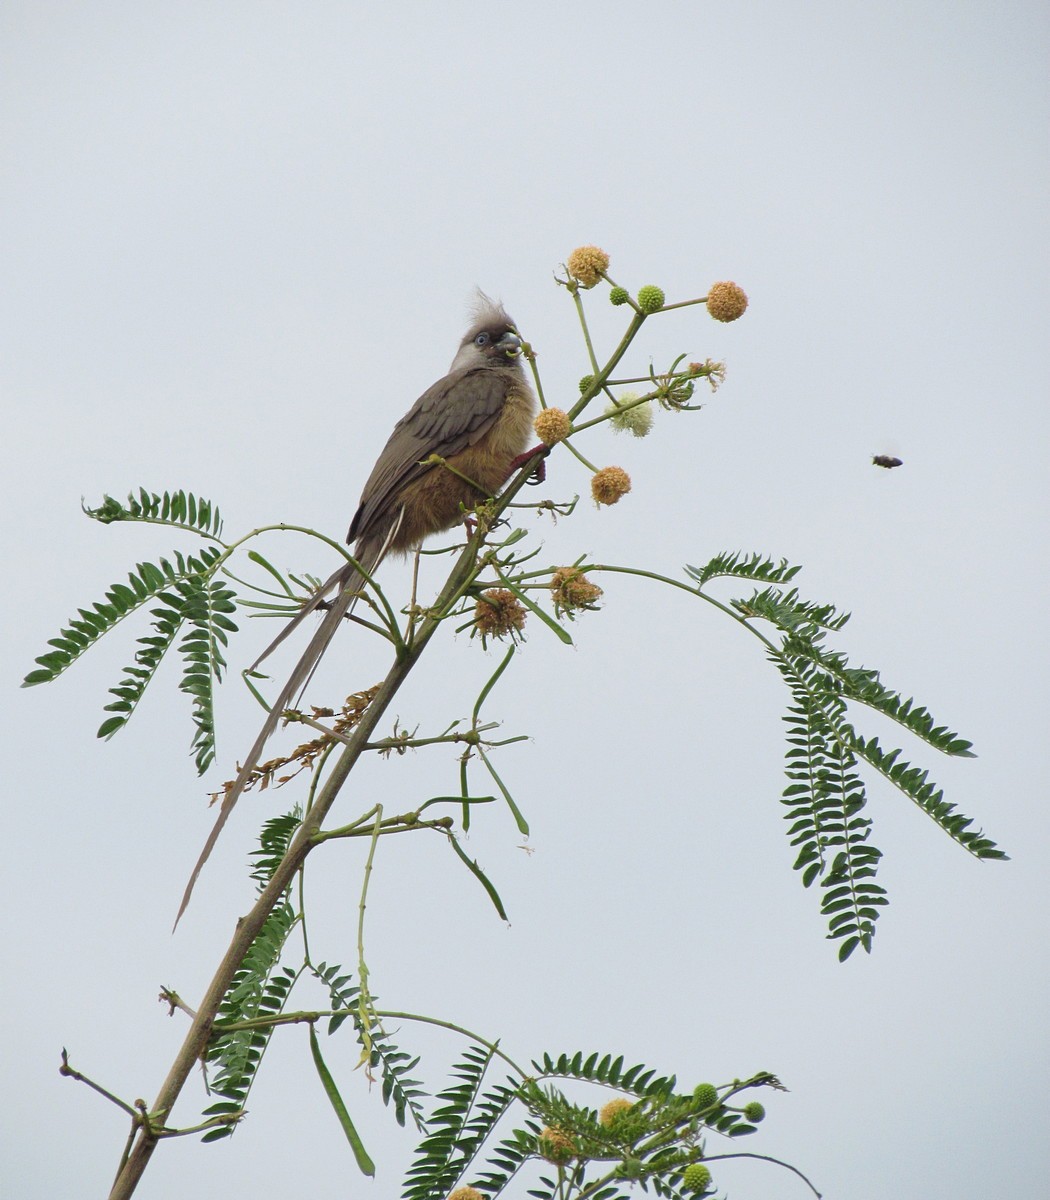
386,380 -> 536,551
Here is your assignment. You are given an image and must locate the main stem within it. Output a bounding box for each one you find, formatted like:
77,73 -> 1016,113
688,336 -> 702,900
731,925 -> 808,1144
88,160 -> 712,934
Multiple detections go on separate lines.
108,468 -> 538,1199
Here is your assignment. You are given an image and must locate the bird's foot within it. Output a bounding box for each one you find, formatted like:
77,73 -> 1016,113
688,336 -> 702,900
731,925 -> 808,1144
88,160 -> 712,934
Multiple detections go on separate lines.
508,443 -> 548,485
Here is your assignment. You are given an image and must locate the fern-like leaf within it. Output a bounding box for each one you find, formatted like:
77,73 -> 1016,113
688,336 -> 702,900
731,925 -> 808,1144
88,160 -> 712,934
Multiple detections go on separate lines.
25,546 -> 238,769
249,809 -> 303,887
532,1052 -> 676,1100
468,1126 -> 539,1199
782,633 -> 975,757
84,488 -> 224,538
313,961 -> 429,1132
95,588 -> 185,738
849,733 -> 1006,859
734,585 -> 851,634
774,652 -> 887,955
202,900 -> 299,1139
685,551 -> 802,588
176,573 -> 239,772
403,1044 -> 517,1200
23,549 -> 216,687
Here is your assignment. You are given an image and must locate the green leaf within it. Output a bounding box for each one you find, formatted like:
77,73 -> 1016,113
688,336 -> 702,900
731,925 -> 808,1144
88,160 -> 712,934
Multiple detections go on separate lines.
850,732 -> 1006,859
403,1043 -> 515,1200
773,652 -> 885,953
309,1026 -> 375,1177
22,550 -> 220,688
202,898 -> 298,1136
477,746 -> 529,837
472,645 -> 516,724
175,573 -> 239,773
83,488 -> 224,538
96,716 -> 126,739
493,574 -> 573,646
246,549 -> 299,597
686,550 -> 802,588
447,836 -> 509,921
311,961 -> 428,1131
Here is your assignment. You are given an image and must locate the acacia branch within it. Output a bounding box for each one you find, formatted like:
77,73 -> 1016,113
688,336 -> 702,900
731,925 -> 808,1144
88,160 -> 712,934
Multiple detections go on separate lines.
107,465 -> 542,1200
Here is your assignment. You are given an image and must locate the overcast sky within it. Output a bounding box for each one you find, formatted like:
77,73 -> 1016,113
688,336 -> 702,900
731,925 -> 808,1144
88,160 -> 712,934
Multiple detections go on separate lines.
3,3 -> 1048,1198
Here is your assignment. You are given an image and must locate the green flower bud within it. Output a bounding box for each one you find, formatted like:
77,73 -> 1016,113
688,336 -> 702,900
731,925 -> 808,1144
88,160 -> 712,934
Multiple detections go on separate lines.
636,285 -> 665,313
682,1163 -> 712,1192
692,1083 -> 718,1110
617,1157 -> 644,1180
579,374 -> 595,393
609,286 -> 630,306
743,1101 -> 765,1122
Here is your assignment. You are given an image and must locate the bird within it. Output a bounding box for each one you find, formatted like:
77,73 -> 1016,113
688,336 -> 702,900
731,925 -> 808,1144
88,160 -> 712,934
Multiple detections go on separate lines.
177,295 -> 539,921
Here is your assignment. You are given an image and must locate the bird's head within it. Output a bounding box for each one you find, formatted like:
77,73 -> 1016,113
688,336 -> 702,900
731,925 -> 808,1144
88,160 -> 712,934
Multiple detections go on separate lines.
449,292 -> 524,373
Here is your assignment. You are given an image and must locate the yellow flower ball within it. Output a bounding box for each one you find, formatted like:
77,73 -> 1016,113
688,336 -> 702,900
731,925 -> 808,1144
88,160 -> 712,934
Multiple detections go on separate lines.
566,245 -> 610,287
534,407 -> 572,445
538,1126 -> 576,1163
591,466 -> 632,506
706,281 -> 748,322
599,1098 -> 635,1126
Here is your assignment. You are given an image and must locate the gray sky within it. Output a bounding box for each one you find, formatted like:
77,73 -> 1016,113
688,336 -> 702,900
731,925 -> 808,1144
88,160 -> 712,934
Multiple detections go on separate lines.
3,3 -> 1048,1198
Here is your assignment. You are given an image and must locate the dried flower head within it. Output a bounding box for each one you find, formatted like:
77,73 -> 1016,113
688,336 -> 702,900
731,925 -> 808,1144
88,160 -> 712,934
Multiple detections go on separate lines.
706,281 -> 748,322
566,245 -> 610,288
636,284 -> 665,313
534,407 -> 572,445
605,392 -> 654,436
473,589 -> 526,645
591,466 -> 632,506
682,1163 -> 713,1193
550,567 -> 603,615
538,1126 -> 576,1163
448,1189 -> 485,1200
599,1098 -> 635,1127
688,359 -> 727,391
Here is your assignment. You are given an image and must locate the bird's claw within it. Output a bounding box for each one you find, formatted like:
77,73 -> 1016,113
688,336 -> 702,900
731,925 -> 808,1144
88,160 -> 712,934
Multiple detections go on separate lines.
508,443 -> 548,485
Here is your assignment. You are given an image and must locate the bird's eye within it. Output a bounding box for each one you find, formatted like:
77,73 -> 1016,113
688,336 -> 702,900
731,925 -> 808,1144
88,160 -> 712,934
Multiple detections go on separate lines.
474,332 -> 489,347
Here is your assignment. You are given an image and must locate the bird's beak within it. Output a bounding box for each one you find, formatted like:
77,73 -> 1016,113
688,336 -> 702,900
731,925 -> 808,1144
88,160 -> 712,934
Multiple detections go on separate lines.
496,331 -> 522,357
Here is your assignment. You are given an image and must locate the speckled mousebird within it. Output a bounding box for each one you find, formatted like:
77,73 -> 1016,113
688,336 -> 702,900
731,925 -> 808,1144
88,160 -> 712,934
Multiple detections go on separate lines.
178,295 -> 538,919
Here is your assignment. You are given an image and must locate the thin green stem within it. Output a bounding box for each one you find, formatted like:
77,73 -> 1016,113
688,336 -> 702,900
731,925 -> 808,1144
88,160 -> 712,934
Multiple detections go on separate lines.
571,289 -> 601,375
582,563 -> 781,655
59,1052 -> 138,1118
559,437 -> 599,473
570,390 -> 658,436
373,1010 -> 529,1077
223,523 -> 354,563
356,807 -> 383,1056
569,311 -> 647,422
523,341 -> 549,410
311,815 -> 452,843
701,1152 -> 822,1198
655,295 -> 710,312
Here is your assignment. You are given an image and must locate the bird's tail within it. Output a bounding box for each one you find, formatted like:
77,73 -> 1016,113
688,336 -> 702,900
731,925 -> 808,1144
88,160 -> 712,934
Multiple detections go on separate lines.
174,538 -> 386,926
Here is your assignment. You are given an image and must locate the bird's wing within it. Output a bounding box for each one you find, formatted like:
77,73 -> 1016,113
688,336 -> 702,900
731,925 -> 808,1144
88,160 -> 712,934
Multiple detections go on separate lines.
349,368 -> 508,542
